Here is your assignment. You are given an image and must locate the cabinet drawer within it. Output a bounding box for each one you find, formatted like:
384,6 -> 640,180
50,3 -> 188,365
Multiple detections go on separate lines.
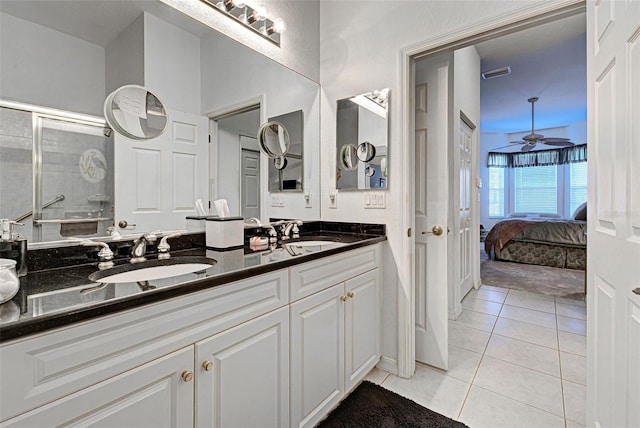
289,244 -> 380,302
0,270 -> 288,422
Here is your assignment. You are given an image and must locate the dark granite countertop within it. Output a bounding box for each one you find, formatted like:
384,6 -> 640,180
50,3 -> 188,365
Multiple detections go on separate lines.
0,227 -> 385,342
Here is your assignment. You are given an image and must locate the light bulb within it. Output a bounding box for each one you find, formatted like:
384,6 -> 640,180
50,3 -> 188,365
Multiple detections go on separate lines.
272,18 -> 286,33
232,0 -> 245,7
253,5 -> 266,21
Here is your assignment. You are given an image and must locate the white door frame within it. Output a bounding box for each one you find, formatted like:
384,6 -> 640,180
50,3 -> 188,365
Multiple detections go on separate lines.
398,0 -> 585,378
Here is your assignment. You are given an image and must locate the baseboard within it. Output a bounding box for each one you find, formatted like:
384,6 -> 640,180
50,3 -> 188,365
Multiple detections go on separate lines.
448,304 -> 463,320
377,356 -> 398,376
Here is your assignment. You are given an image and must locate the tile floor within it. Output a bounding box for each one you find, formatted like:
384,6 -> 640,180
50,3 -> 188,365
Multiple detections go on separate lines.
366,285 -> 587,428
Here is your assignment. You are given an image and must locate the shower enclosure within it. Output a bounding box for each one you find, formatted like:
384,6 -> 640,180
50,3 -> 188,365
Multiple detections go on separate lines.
0,101 -> 114,243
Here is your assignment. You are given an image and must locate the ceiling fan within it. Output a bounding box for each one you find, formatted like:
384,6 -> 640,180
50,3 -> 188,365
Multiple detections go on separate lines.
507,97 -> 575,152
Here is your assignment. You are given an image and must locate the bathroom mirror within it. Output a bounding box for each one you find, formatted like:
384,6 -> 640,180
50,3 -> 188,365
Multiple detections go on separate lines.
336,88 -> 389,190
267,110 -> 303,192
0,0 -> 320,245
104,85 -> 168,140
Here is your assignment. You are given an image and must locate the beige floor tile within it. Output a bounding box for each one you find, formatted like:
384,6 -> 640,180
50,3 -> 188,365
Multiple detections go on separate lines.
557,315 -> 586,335
449,322 -> 491,354
560,351 -> 586,385
507,289 -> 555,302
485,334 -> 560,377
565,420 -> 586,428
473,356 -> 564,417
556,296 -> 586,307
500,305 -> 557,329
364,367 -> 390,385
458,385 -> 565,428
479,284 -> 508,293
493,318 -> 558,349
462,296 -> 503,316
558,331 -> 587,357
426,345 -> 482,383
452,310 -> 497,332
556,302 -> 587,320
563,379 -> 586,425
505,293 -> 556,314
475,288 -> 508,303
382,365 -> 471,420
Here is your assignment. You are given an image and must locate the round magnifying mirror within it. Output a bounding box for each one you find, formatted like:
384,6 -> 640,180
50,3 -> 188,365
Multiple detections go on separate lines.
273,156 -> 288,170
340,144 -> 358,171
104,85 -> 168,140
357,141 -> 376,162
365,165 -> 375,177
257,121 -> 290,158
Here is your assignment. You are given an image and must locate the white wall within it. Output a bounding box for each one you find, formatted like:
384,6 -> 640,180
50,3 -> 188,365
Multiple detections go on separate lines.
159,0 -> 320,82
201,32 -> 320,221
0,11 -> 105,116
319,0 -> 546,372
105,14 -> 144,96
144,13 -> 201,115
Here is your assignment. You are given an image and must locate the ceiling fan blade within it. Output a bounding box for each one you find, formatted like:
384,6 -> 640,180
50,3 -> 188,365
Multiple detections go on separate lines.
541,138 -> 574,147
508,140 -> 526,144
521,143 -> 536,152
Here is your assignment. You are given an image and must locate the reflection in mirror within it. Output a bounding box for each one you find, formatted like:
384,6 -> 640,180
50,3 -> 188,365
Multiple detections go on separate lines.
0,0 -> 320,245
267,110 -> 303,192
258,121 -> 290,158
104,85 -> 168,140
336,88 -> 389,190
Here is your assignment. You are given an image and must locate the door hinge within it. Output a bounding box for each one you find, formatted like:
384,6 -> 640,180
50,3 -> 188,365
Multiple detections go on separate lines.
208,200 -> 211,209
407,228 -> 412,237
208,135 -> 211,143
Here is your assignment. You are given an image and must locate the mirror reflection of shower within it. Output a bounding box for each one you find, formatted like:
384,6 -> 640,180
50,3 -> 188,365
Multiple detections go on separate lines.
0,101 -> 114,243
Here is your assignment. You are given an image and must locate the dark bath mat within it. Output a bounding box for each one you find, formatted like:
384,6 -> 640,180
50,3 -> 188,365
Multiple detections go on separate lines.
317,381 -> 469,428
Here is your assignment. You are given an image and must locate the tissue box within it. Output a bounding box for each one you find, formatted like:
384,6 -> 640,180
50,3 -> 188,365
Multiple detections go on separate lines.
206,217 -> 244,249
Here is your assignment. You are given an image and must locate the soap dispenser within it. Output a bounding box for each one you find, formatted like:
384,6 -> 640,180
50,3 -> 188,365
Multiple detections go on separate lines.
0,219 -> 27,277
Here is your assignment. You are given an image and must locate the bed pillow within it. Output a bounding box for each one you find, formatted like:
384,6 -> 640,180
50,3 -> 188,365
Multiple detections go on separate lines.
507,212 -> 528,218
538,213 -> 562,218
572,202 -> 587,221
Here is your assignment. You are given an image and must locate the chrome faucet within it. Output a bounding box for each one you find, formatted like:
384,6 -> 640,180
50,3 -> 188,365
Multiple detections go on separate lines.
81,240 -> 114,270
279,220 -> 303,240
157,232 -> 182,259
130,232 -> 158,263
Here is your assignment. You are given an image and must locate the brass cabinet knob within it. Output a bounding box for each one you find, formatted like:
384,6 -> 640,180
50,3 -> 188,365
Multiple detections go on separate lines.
202,360 -> 213,371
347,292 -> 354,298
181,370 -> 194,382
340,295 -> 347,302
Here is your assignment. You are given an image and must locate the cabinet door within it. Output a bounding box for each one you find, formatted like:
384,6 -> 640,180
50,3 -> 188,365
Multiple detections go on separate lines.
345,268 -> 381,392
3,347 -> 194,428
290,284 -> 345,428
195,307 -> 289,428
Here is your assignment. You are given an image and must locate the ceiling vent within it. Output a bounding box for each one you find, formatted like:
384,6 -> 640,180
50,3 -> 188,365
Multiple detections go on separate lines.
481,66 -> 511,80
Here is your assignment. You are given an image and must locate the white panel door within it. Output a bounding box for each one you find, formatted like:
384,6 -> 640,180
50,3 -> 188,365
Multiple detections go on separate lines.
587,1 -> 640,427
115,109 -> 208,233
458,118 -> 473,299
2,347 -> 194,427
414,58 -> 450,370
241,148 -> 260,219
290,283 -> 345,428
195,307 -> 289,428
345,269 -> 380,392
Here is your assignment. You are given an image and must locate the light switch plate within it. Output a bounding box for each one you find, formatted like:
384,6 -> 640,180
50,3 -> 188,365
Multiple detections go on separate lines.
364,191 -> 386,209
329,189 -> 337,209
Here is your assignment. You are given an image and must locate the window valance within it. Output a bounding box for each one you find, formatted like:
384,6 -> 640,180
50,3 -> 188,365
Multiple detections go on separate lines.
487,144 -> 587,168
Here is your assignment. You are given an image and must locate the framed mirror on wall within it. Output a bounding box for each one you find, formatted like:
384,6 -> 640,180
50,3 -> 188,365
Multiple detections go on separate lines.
336,88 -> 389,190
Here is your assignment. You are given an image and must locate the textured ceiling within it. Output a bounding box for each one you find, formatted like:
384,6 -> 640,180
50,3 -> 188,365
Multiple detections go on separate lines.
476,13 -> 586,133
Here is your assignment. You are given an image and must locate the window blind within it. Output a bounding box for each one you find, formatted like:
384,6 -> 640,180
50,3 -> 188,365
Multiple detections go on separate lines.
569,162 -> 587,214
488,167 -> 505,217
514,165 -> 557,213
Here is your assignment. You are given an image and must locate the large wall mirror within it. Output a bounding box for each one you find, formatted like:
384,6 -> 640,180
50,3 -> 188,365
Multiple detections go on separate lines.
0,0 -> 320,246
336,89 -> 389,190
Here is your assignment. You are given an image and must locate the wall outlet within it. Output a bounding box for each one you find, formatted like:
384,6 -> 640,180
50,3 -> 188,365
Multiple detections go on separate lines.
329,189 -> 337,209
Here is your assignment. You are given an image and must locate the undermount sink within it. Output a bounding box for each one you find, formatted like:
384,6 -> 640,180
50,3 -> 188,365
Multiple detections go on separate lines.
285,240 -> 347,248
88,257 -> 216,284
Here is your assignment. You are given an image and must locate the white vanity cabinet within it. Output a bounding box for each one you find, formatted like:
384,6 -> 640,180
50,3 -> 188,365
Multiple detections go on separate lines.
2,346 -> 195,427
195,306 -> 289,428
290,267 -> 381,428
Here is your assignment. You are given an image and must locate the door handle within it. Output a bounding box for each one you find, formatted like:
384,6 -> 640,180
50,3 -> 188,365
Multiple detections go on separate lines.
118,220 -> 136,229
422,225 -> 444,236
633,288 -> 640,296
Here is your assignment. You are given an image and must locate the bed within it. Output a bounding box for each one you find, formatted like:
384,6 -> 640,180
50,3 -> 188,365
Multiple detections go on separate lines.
484,205 -> 587,270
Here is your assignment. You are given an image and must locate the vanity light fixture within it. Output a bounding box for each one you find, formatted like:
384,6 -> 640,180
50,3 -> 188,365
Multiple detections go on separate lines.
202,0 -> 285,46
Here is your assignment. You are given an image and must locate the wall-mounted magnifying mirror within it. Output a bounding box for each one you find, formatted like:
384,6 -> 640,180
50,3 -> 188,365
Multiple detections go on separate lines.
104,85 -> 168,141
258,121 -> 290,158
336,88 -> 389,190
266,110 -> 303,192
340,144 -> 358,171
